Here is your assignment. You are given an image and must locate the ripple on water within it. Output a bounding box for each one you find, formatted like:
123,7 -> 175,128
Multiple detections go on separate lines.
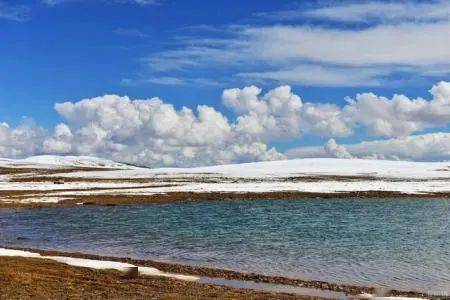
0,198 -> 449,294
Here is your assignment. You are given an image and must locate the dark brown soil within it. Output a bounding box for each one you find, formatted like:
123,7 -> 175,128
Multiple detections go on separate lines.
0,256 -> 315,300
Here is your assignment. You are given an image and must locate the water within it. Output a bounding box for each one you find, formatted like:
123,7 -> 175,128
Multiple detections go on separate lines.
1,198 -> 449,294
197,277 -> 349,299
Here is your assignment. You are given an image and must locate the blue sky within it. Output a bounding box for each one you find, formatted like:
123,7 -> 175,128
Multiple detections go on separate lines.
1,0 -> 283,125
1,0 -> 449,165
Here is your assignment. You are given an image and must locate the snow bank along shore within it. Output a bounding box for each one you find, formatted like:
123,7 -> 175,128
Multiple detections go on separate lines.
0,248 -> 198,281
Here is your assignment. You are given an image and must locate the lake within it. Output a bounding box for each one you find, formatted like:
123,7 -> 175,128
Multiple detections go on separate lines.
1,198 -> 449,294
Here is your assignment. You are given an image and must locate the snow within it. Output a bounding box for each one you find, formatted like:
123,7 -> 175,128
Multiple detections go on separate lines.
0,181 -> 148,191
0,156 -> 448,179
0,248 -> 199,282
17,197 -> 71,204
62,158 -> 449,180
48,180 -> 449,197
0,157 -> 448,203
48,256 -> 136,270
0,248 -> 41,258
0,155 -> 131,169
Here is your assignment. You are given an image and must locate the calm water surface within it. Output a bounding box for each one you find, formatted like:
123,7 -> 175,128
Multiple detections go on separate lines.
1,198 -> 449,294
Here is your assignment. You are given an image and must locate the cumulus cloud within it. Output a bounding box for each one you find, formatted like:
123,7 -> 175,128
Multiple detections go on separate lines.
323,139 -> 353,159
48,94 -> 283,166
344,81 -> 450,137
286,133 -> 450,162
223,82 -> 450,139
43,124 -> 73,154
1,82 -> 449,166
222,85 -> 351,140
0,122 -> 46,158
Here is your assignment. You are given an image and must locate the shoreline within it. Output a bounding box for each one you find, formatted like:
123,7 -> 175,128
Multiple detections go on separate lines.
0,255 -> 311,299
0,246 -> 440,299
1,190 -> 450,208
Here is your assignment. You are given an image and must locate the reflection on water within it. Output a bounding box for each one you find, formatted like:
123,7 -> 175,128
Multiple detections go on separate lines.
1,198 -> 449,294
198,276 -> 349,299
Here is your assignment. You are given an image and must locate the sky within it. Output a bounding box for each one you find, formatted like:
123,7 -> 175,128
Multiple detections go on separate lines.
1,0 -> 450,166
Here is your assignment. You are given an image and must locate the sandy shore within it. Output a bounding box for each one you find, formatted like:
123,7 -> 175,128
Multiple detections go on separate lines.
0,246 -> 439,300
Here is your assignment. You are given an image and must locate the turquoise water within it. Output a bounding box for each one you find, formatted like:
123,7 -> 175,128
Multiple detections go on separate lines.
1,198 -> 449,294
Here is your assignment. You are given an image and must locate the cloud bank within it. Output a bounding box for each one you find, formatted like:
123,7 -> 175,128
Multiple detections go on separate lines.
139,1 -> 450,87
1,82 -> 449,166
286,133 -> 450,162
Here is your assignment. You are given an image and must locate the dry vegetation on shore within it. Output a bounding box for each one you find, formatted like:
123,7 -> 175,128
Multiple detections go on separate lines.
0,256 -> 315,300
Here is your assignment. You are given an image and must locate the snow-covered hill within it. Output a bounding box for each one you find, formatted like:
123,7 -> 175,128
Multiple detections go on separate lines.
58,158 -> 450,180
0,156 -> 448,204
0,155 -> 131,169
1,155 -> 449,179
152,158 -> 450,179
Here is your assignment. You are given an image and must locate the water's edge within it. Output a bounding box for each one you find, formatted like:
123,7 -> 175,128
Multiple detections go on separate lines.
1,245 -> 436,299
1,198 -> 449,296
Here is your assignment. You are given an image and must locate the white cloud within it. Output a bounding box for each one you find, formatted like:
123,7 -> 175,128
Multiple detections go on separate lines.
344,81 -> 450,137
222,85 -> 351,140
286,133 -> 450,162
240,23 -> 450,68
1,82 -> 449,166
223,81 -> 450,140
0,2 -> 29,21
122,76 -> 221,86
145,77 -> 187,85
0,122 -> 46,158
303,1 -> 450,23
323,139 -> 354,159
43,124 -> 73,154
144,3 -> 450,87
237,65 -> 391,87
50,94 -> 283,166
